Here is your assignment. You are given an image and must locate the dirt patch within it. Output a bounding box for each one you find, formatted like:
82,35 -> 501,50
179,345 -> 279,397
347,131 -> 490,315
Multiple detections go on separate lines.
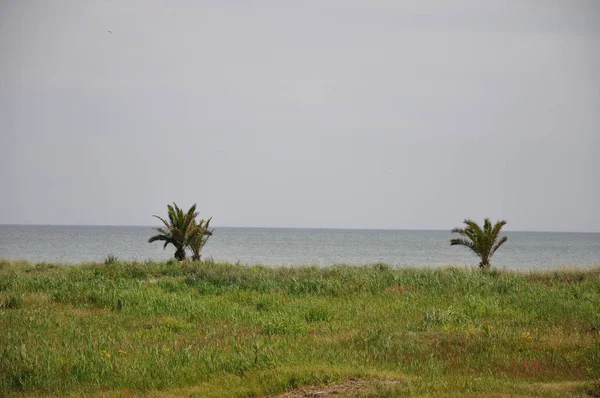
276,377 -> 402,397
533,381 -> 586,390
67,306 -> 110,317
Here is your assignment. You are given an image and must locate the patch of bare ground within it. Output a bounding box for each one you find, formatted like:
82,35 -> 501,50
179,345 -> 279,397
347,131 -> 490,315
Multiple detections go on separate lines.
462,395 -> 535,398
276,378 -> 403,397
532,381 -> 587,391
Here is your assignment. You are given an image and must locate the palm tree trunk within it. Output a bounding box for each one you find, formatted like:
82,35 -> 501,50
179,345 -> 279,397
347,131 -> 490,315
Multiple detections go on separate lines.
174,248 -> 186,261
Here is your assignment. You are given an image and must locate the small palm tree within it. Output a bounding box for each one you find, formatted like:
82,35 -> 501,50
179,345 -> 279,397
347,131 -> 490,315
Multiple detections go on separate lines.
450,218 -> 508,270
148,203 -> 198,261
189,217 -> 214,261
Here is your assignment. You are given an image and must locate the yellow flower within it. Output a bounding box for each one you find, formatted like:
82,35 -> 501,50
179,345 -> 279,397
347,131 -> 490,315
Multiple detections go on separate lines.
521,331 -> 533,341
118,349 -> 127,355
162,347 -> 171,353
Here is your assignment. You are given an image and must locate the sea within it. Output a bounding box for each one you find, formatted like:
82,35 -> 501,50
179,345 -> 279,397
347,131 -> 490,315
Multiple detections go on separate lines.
0,225 -> 599,270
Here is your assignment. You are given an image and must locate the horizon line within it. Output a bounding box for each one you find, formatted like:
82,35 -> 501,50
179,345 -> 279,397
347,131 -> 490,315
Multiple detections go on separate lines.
1,223 -> 599,234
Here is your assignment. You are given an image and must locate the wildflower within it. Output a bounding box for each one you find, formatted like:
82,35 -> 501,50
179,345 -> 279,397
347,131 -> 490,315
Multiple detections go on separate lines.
100,349 -> 112,358
162,347 -> 171,353
521,331 -> 533,341
118,349 -> 127,355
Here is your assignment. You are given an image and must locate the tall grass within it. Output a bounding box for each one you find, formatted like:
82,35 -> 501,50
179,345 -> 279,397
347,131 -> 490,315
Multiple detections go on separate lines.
0,258 -> 598,397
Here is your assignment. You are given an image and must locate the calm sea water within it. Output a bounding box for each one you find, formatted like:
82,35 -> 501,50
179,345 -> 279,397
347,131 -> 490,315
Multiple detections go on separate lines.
0,225 -> 599,269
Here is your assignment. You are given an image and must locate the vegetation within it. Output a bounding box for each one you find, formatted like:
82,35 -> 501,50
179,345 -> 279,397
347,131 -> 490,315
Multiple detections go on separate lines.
1,258 -> 599,397
189,217 -> 213,261
148,203 -> 213,261
104,254 -> 119,265
451,218 -> 508,270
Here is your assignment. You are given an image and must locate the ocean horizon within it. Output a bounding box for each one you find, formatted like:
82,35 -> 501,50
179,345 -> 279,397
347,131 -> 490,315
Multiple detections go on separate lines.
1,224 -> 599,269
4,223 -> 600,233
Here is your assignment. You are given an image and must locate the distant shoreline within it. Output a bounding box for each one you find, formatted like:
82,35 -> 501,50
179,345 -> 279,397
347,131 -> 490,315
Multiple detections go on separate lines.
1,258 -> 599,272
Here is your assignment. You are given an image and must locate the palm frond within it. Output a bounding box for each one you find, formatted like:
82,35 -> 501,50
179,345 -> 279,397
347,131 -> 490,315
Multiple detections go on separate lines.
491,220 -> 507,239
450,238 -> 475,249
167,204 -> 177,226
152,215 -> 170,229
463,219 -> 483,237
152,227 -> 169,235
483,218 -> 492,234
491,235 -> 508,256
148,234 -> 168,243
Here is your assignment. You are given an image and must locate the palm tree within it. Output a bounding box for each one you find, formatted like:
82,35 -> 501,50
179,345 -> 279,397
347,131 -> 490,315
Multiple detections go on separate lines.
189,217 -> 214,261
148,203 -> 198,261
450,218 -> 508,270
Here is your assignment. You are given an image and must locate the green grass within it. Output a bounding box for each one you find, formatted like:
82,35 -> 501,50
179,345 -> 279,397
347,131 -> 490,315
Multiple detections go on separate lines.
0,258 -> 599,397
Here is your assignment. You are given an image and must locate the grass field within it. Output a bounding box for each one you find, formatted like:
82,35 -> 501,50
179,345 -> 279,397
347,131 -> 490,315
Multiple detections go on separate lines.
1,259 -> 599,397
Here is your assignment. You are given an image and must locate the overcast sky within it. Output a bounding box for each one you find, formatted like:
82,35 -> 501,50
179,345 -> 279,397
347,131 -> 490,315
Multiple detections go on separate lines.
1,0 -> 599,232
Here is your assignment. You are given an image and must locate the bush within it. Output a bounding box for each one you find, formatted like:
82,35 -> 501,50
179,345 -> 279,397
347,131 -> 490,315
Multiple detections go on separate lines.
104,254 -> 119,265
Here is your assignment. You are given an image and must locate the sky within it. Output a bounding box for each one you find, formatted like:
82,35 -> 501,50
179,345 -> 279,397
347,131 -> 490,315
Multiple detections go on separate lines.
0,0 -> 599,232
